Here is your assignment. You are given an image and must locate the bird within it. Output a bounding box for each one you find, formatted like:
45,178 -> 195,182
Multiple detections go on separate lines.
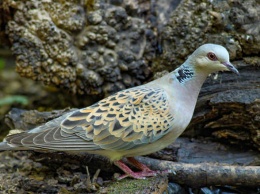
0,44 -> 239,180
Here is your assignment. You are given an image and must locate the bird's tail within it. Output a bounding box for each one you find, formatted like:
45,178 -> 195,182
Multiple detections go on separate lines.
0,142 -> 16,151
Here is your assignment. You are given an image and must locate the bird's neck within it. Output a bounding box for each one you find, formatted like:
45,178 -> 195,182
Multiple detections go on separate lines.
165,62 -> 210,106
172,62 -> 209,89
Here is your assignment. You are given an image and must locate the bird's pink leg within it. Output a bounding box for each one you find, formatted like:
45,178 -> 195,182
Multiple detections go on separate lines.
126,157 -> 154,172
127,157 -> 172,176
114,160 -> 157,180
114,157 -> 171,180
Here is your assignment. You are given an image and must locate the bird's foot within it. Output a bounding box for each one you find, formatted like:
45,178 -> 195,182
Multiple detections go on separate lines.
114,158 -> 172,180
116,169 -> 171,180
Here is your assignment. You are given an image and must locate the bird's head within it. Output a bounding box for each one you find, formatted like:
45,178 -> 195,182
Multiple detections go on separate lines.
188,44 -> 239,75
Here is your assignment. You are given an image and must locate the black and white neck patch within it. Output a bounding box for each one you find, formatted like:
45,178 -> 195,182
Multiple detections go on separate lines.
176,65 -> 194,83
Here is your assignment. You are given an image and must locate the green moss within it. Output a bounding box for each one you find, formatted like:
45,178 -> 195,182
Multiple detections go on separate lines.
99,177 -> 159,194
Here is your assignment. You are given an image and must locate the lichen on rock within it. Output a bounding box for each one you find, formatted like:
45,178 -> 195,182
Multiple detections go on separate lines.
5,0 -> 172,96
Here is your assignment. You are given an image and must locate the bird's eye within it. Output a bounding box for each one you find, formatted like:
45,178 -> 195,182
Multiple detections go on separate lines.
207,52 -> 218,61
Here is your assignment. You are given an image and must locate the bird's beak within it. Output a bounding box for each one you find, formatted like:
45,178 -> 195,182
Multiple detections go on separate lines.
222,62 -> 239,75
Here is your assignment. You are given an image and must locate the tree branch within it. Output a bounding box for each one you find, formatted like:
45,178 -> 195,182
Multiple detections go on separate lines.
137,156 -> 260,187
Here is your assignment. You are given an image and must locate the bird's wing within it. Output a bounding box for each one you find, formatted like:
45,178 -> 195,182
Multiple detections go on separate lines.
61,86 -> 175,150
5,86 -> 175,151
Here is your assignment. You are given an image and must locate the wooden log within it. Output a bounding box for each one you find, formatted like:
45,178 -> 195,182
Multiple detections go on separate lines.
137,157 -> 260,188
